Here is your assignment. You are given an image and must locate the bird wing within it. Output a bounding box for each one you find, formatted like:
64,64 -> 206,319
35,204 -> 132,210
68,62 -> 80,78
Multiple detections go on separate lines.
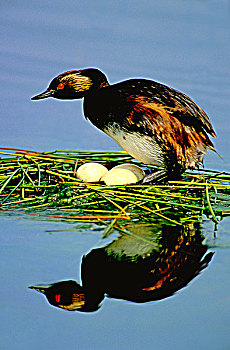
164,86 -> 216,137
120,79 -> 216,137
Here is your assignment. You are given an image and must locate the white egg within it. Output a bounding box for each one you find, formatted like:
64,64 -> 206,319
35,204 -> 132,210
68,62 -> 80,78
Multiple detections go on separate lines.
102,168 -> 143,185
76,163 -> 108,182
112,163 -> 145,181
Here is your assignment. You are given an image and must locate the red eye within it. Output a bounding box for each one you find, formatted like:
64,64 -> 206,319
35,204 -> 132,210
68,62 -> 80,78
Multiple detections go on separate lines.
55,294 -> 61,302
57,83 -> 64,90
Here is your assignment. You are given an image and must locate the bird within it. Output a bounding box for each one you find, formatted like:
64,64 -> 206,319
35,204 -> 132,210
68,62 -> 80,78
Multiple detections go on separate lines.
31,68 -> 216,182
29,223 -> 214,312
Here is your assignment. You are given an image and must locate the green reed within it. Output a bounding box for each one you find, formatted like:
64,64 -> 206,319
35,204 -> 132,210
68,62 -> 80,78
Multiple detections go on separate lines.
0,147 -> 230,226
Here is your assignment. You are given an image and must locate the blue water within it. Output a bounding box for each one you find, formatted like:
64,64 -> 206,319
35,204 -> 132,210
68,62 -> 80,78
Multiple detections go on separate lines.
1,1 -> 230,349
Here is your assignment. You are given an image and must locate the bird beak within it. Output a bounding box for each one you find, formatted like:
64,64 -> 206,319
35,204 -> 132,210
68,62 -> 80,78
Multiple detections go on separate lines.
29,284 -> 52,293
31,89 -> 55,100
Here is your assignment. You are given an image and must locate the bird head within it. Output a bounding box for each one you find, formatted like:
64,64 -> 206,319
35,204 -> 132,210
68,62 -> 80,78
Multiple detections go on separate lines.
31,68 -> 109,101
29,280 -> 101,312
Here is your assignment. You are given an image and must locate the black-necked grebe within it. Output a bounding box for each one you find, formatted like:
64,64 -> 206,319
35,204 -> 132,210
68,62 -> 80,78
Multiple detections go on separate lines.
32,68 -> 216,182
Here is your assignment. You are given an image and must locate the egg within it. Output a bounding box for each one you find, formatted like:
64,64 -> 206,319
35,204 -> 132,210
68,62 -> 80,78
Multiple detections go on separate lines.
102,165 -> 145,186
112,163 -> 145,181
76,163 -> 108,182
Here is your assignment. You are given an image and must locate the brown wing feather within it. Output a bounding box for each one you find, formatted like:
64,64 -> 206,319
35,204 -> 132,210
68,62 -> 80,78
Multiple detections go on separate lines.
165,88 -> 216,137
118,79 -> 216,138
131,92 -> 216,138
126,96 -> 215,168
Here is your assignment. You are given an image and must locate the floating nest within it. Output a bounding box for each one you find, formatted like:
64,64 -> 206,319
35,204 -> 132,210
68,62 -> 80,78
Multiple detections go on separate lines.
0,147 -> 230,227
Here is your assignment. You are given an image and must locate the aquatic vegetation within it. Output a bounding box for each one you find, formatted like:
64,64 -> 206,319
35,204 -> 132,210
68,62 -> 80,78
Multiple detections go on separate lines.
0,147 -> 230,228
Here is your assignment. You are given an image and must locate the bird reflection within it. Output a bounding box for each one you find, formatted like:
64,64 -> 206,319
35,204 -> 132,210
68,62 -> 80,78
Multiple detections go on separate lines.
29,222 -> 214,312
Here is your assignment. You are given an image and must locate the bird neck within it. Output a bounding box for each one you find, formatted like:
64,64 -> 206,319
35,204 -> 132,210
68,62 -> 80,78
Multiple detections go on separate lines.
87,78 -> 110,95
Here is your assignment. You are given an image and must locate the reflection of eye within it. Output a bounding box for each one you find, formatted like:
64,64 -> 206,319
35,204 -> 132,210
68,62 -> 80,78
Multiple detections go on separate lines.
55,294 -> 61,302
57,83 -> 65,90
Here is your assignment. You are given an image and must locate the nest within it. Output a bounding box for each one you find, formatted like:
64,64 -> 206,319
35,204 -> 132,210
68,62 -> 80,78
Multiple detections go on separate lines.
0,147 -> 230,228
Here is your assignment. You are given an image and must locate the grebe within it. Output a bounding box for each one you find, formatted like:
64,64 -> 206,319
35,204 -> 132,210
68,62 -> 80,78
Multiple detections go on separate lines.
32,68 -> 216,182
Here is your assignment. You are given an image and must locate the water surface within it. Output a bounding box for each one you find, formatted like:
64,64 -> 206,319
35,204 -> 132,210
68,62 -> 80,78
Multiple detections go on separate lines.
1,1 -> 230,349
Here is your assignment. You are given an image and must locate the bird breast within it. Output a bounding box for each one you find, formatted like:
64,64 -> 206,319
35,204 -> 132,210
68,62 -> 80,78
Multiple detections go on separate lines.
104,122 -> 164,167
